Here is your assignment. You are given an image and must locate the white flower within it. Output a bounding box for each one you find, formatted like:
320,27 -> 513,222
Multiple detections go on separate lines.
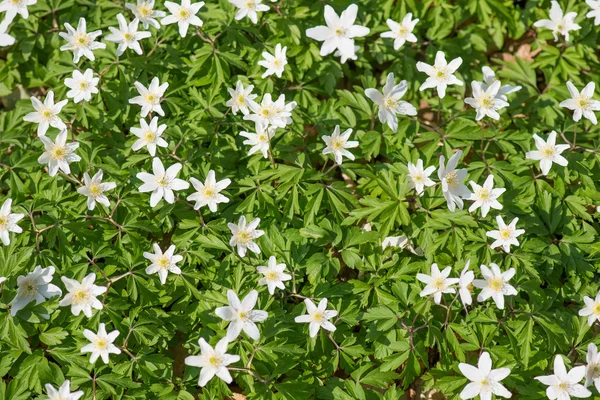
136,157 -> 189,207
535,355 -> 591,400
257,256 -> 292,295
0,0 -> 36,22
587,0 -> 600,25
417,51 -> 463,98
126,0 -> 166,29
258,43 -> 287,79
226,80 -> 257,115
59,273 -> 106,318
467,174 -> 505,218
525,131 -> 569,176
585,343 -> 600,392
458,261 -> 474,306
59,18 -> 106,63
559,82 -> 600,124
459,351 -> 512,399
438,150 -> 470,212
322,125 -> 359,165
579,291 -> 600,326
23,90 -> 68,136
294,298 -> 338,338
229,0 -> 269,24
244,93 -> 296,129
473,263 -> 517,310
486,216 -> 525,253
81,323 -> 121,364
227,216 -> 264,257
38,129 -> 81,177
76,170 -> 116,211
161,0 -> 204,37
465,80 -> 509,121
333,44 -> 359,64
130,116 -> 168,156
64,69 -> 99,103
380,13 -> 418,50
184,337 -> 240,387
305,4 -> 370,61
9,265 -> 62,316
364,72 -> 417,132
45,380 -> 84,400
534,1 -> 581,42
407,159 -> 436,196
143,243 -> 183,284
0,198 -> 24,246
239,123 -> 276,158
0,18 -> 15,47
480,66 -> 521,102
215,289 -> 268,341
381,235 -> 422,256
105,13 -> 151,56
416,263 -> 459,305
129,77 -> 169,117
187,170 -> 231,212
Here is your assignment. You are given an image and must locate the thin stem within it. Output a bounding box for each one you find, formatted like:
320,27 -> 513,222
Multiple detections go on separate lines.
323,163 -> 337,176
228,367 -> 269,385
268,139 -> 276,169
327,332 -> 341,351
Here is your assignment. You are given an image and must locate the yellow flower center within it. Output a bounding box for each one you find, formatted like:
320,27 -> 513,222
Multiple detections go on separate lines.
498,227 -> 512,240
75,33 -> 91,47
145,93 -> 158,104
488,277 -> 504,292
444,170 -> 458,188
203,187 -> 214,197
157,256 -> 170,270
42,109 -> 53,119
138,5 -> 152,16
432,277 -> 446,290
590,363 -> 600,378
124,33 -> 132,40
156,176 -> 170,187
578,96 -> 591,110
0,215 -> 8,230
335,28 -> 345,37
238,310 -> 249,320
79,81 -> 89,90
312,311 -> 324,323
237,95 -> 245,104
72,289 -> 90,304
51,146 -> 67,161
209,355 -> 223,368
399,27 -> 408,35
144,131 -> 156,142
266,270 -> 279,281
481,95 -> 495,109
95,339 -> 109,351
331,137 -> 345,151
89,183 -> 102,197
542,146 -> 556,158
477,188 -> 490,200
179,8 -> 190,19
594,304 -> 600,316
22,279 -> 38,296
237,230 -> 252,244
385,97 -> 397,109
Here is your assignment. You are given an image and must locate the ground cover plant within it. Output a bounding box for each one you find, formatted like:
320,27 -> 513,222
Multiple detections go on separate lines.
1,0 -> 600,399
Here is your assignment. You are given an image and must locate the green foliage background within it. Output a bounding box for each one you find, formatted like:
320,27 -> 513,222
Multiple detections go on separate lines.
1,0 -> 600,398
